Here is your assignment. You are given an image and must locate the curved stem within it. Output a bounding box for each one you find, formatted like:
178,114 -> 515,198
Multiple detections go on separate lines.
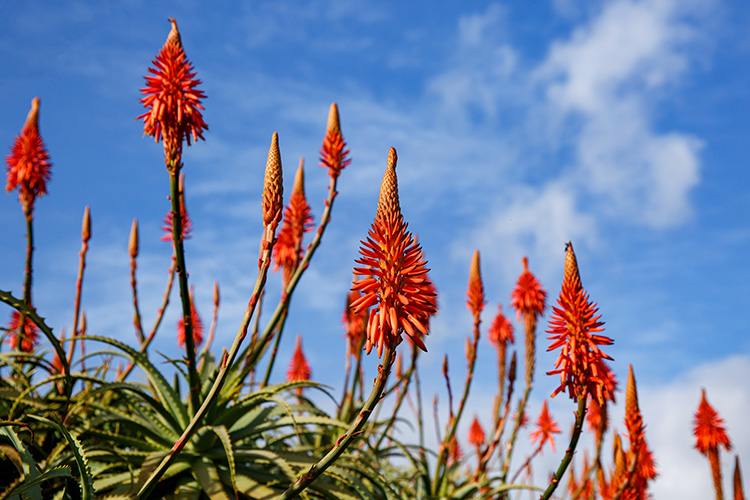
275,344 -> 396,500
540,396 -> 588,500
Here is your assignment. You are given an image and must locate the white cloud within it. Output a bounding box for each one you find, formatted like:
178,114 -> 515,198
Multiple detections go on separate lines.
534,0 -> 707,227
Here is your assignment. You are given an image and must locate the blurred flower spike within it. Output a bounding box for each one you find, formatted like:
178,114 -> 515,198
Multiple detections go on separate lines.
287,335 -> 311,394
6,97 -> 52,214
350,147 -> 436,357
319,103 -> 351,180
529,400 -> 561,453
177,289 -> 203,348
546,242 -> 614,404
138,18 -> 207,164
7,311 -> 39,353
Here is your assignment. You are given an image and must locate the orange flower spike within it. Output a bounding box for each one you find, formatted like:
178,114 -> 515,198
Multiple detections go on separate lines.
529,400 -> 561,453
694,388 -> 732,454
138,18 -> 207,156
510,256 -> 546,321
262,132 -> 284,234
623,365 -> 657,500
350,148 -> 436,357
488,305 -> 514,347
6,311 -> 39,352
319,102 -> 351,180
546,242 -> 614,404
695,388 -> 732,500
177,288 -> 203,348
287,335 -> 312,394
6,97 -> 52,213
468,415 -> 486,448
466,250 -> 486,321
273,159 -> 314,278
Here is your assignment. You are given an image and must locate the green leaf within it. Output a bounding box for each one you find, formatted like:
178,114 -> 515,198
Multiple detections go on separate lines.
76,336 -> 190,429
27,415 -> 95,500
192,457 -> 230,500
0,289 -> 72,394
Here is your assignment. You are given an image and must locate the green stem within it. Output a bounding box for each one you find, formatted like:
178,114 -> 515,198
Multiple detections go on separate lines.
169,170 -> 200,412
275,344 -> 396,500
136,228 -> 275,500
260,306 -> 289,387
540,396 -> 588,500
22,207 -> 33,306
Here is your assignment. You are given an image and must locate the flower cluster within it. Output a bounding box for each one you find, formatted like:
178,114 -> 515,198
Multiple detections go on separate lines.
350,148 -> 436,357
6,97 -> 51,214
546,242 -> 614,404
319,103 -> 351,180
138,18 -> 207,164
273,160 -> 314,283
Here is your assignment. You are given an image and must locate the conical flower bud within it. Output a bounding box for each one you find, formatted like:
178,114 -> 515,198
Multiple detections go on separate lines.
262,132 -> 283,231
376,147 -> 400,219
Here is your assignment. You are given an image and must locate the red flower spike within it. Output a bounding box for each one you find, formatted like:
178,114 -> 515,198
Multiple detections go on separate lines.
488,305 -> 514,347
6,97 -> 52,213
273,159 -> 313,281
6,311 -> 39,352
343,274 -> 368,359
466,250 -> 485,319
350,147 -> 436,357
319,102 -> 351,179
287,334 -> 311,394
529,400 -> 561,453
138,18 -> 207,157
621,365 -> 657,500
546,243 -> 614,404
694,388 -> 732,455
468,415 -> 486,447
177,289 -> 203,348
510,256 -> 546,321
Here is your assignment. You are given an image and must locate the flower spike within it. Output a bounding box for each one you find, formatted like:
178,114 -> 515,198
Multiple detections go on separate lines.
6,97 -> 52,214
262,132 -> 284,233
466,250 -> 485,320
529,400 -> 561,453
350,147 -> 436,357
546,242 -> 614,404
319,102 -> 351,179
287,334 -> 312,395
138,17 -> 207,166
177,287 -> 203,348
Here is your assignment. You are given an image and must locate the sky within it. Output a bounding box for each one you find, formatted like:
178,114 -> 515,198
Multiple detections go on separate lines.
1,0 -> 749,498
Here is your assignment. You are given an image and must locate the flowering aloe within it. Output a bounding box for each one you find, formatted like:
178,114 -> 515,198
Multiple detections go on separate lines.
350,148 -> 436,357
138,17 -> 206,165
286,335 -> 311,393
6,310 -> 39,352
6,97 -> 51,214
177,288 -> 203,348
319,103 -> 351,180
529,400 -> 561,453
546,242 -> 614,404
695,388 -> 732,500
273,160 -> 313,284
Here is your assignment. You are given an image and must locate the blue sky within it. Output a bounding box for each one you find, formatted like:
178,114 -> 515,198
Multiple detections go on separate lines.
1,1 -> 749,497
